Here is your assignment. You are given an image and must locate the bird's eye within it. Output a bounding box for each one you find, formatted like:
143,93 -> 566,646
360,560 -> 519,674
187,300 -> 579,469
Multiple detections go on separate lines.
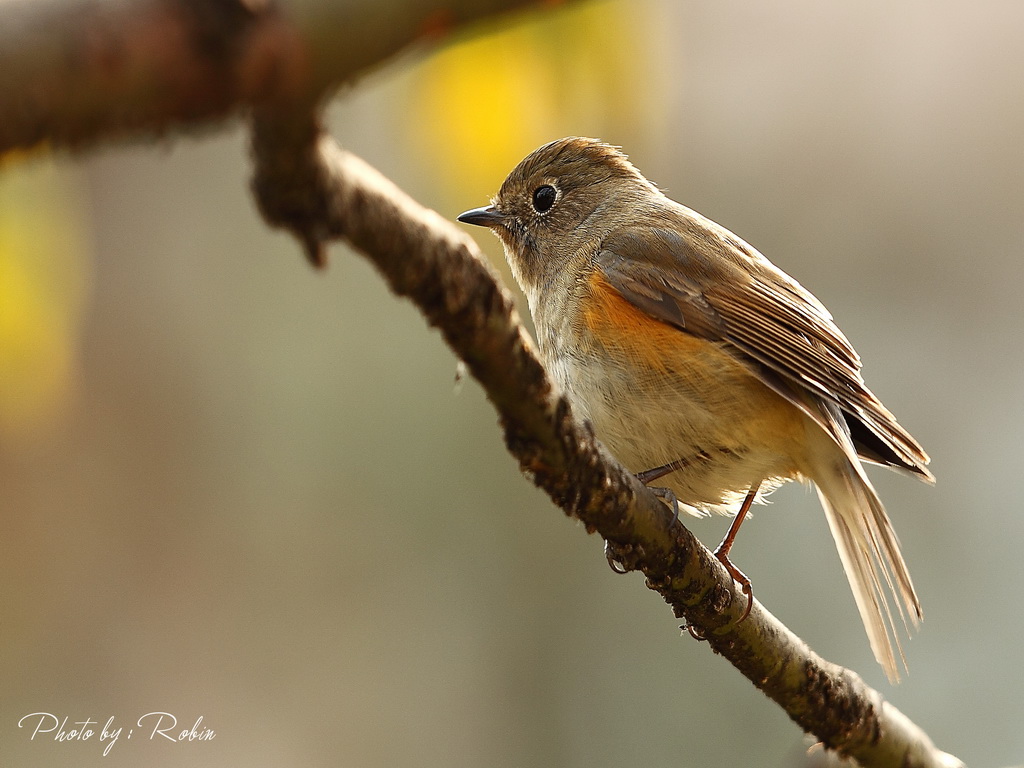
532,184 -> 557,213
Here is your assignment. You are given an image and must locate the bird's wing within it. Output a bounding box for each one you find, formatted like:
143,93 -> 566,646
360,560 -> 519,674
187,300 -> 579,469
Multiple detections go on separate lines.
594,226 -> 932,480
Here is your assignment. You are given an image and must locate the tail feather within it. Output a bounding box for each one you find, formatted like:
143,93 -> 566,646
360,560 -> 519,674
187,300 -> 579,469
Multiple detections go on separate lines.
815,460 -> 922,683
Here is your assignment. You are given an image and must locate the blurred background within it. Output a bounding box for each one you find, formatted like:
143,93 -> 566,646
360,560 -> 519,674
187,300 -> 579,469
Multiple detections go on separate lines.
2,0 -> 1022,765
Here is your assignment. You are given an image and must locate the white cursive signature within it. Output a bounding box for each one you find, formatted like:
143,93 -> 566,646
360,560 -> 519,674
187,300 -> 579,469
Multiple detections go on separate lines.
17,711 -> 216,756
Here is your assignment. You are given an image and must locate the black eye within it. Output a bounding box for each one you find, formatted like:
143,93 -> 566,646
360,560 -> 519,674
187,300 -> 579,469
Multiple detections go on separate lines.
532,184 -> 556,213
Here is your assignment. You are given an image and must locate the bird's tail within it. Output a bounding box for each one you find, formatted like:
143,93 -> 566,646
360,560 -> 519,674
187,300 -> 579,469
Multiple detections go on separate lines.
814,457 -> 922,683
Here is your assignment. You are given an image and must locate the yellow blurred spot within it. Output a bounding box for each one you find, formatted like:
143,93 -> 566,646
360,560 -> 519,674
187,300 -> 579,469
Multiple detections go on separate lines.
0,158 -> 90,442
409,0 -> 655,195
411,24 -> 554,192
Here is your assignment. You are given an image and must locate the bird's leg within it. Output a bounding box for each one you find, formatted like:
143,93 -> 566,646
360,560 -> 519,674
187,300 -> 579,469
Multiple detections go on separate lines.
636,456 -> 691,485
634,456 -> 693,526
714,483 -> 760,623
606,458 -> 692,574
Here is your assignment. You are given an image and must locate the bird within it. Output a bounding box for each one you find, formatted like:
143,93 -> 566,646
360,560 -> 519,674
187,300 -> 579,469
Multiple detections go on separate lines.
458,137 -> 933,682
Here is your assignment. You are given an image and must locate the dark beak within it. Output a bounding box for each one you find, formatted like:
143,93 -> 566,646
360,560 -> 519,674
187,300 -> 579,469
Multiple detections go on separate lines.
457,206 -> 506,228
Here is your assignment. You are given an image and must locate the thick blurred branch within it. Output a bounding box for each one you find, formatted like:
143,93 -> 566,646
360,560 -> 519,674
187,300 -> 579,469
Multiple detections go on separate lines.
249,109 -> 963,768
0,0 -> 542,154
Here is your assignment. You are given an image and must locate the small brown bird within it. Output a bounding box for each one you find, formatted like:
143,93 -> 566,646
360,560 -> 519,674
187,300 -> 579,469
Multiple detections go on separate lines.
458,137 -> 933,682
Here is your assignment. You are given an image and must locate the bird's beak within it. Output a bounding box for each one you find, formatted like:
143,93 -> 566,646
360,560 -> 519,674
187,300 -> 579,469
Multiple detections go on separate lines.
457,205 -> 506,228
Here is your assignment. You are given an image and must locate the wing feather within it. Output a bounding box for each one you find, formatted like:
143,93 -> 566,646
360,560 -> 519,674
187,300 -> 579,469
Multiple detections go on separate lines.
594,226 -> 932,480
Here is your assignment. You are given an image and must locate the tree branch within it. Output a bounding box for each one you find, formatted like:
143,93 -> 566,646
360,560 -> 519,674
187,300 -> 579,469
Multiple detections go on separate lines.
0,0 -> 964,763
250,109 -> 964,768
0,0 -> 543,154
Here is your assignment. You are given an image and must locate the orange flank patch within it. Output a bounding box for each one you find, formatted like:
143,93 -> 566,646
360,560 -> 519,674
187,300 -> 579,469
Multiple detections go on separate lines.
581,270 -> 711,372
578,270 -> 809,477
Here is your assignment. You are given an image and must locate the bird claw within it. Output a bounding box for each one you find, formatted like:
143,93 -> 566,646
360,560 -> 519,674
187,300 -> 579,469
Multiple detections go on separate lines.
604,540 -> 630,574
714,548 -> 754,624
645,485 -> 680,527
681,623 -> 707,642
